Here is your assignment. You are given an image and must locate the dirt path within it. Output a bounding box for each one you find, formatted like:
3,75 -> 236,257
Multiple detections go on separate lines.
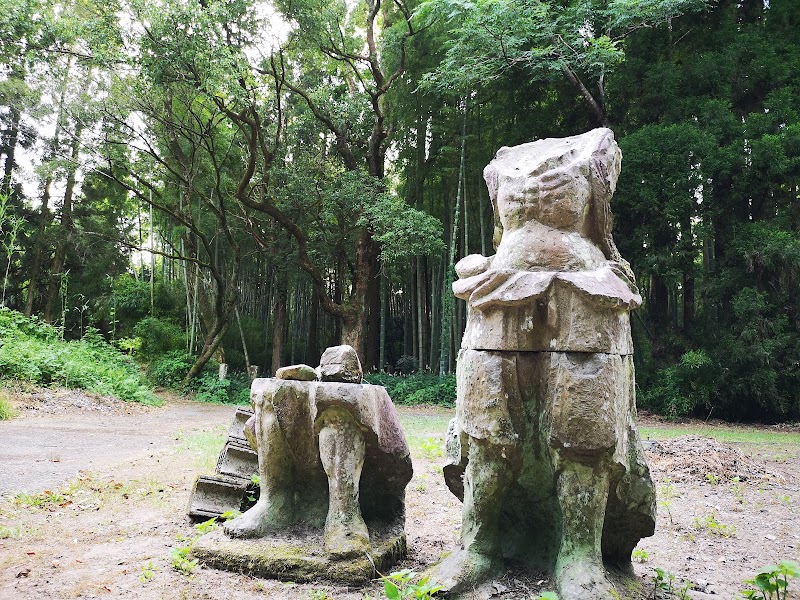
0,389 -> 234,497
1,390 -> 799,599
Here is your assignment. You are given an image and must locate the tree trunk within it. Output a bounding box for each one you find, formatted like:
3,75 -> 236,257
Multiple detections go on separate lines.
379,270 -> 387,372
308,288 -> 320,365
271,284 -> 287,375
1,105 -> 21,196
25,178 -> 53,317
235,306 -> 251,374
416,256 -> 425,370
44,118 -> 84,323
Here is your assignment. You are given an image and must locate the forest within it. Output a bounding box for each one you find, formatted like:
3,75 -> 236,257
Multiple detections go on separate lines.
0,0 -> 798,422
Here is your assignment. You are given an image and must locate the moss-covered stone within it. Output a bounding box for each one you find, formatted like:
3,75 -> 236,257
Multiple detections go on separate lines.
191,523 -> 406,584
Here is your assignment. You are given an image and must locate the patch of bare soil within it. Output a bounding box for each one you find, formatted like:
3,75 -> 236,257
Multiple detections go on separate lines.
11,386 -> 155,417
1,396 -> 799,600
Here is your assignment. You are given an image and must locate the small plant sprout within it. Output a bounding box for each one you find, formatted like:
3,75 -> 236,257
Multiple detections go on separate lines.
740,560 -> 800,599
704,472 -> 720,485
657,479 -> 677,525
171,517 -> 218,576
652,567 -> 692,600
730,477 -> 747,505
632,547 -> 650,563
139,561 -> 158,583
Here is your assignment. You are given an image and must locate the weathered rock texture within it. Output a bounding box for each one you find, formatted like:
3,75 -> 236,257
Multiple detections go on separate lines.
431,129 -> 656,599
276,364 -> 318,381
211,346 -> 412,582
318,345 -> 363,383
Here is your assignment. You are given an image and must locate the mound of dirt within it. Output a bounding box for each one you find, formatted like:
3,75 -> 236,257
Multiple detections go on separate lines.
15,388 -> 153,416
645,435 -> 785,484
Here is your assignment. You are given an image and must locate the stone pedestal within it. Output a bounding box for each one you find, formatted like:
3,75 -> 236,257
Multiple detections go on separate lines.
193,346 -> 412,583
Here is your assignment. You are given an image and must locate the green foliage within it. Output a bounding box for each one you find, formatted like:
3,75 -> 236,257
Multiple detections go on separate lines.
741,561 -> 800,600
0,308 -> 159,405
191,371 -> 250,405
147,350 -> 195,387
361,194 -> 445,263
133,316 -> 185,358
415,0 -> 708,94
639,350 -> 715,419
379,569 -> 443,599
364,373 -> 455,406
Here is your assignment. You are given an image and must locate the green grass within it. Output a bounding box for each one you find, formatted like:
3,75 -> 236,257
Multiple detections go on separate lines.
397,409 -> 453,462
174,425 -> 228,471
0,389 -> 18,420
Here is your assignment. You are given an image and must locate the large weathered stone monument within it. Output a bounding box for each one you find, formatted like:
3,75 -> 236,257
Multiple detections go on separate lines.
192,345 -> 413,583
430,128 -> 656,598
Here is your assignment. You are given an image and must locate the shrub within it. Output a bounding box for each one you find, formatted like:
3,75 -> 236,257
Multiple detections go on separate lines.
133,316 -> 185,358
0,308 -> 159,405
191,371 -> 250,404
148,351 -> 196,388
639,350 -> 716,419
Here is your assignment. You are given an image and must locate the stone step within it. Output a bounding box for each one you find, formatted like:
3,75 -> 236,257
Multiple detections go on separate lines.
187,474 -> 250,520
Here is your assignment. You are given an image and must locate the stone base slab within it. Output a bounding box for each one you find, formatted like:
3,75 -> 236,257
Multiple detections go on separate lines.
191,524 -> 407,584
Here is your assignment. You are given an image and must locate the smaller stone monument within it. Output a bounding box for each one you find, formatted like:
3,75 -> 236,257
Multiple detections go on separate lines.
191,346 -> 413,584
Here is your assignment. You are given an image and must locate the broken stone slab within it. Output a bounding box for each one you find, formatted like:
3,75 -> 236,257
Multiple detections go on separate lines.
216,441 -> 258,481
226,406 -> 255,446
276,364 -> 318,381
187,474 -> 250,521
187,406 -> 258,522
318,345 -> 363,383
192,525 -> 406,584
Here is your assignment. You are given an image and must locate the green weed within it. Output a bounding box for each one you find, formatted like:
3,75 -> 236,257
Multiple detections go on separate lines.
0,389 -> 17,420
658,479 -> 677,525
171,517 -> 218,576
692,511 -> 737,537
14,489 -> 69,509
139,561 -> 158,583
652,567 -> 691,599
0,525 -> 22,539
741,560 -> 800,599
418,437 -> 444,459
730,477 -> 747,505
380,569 -> 443,599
